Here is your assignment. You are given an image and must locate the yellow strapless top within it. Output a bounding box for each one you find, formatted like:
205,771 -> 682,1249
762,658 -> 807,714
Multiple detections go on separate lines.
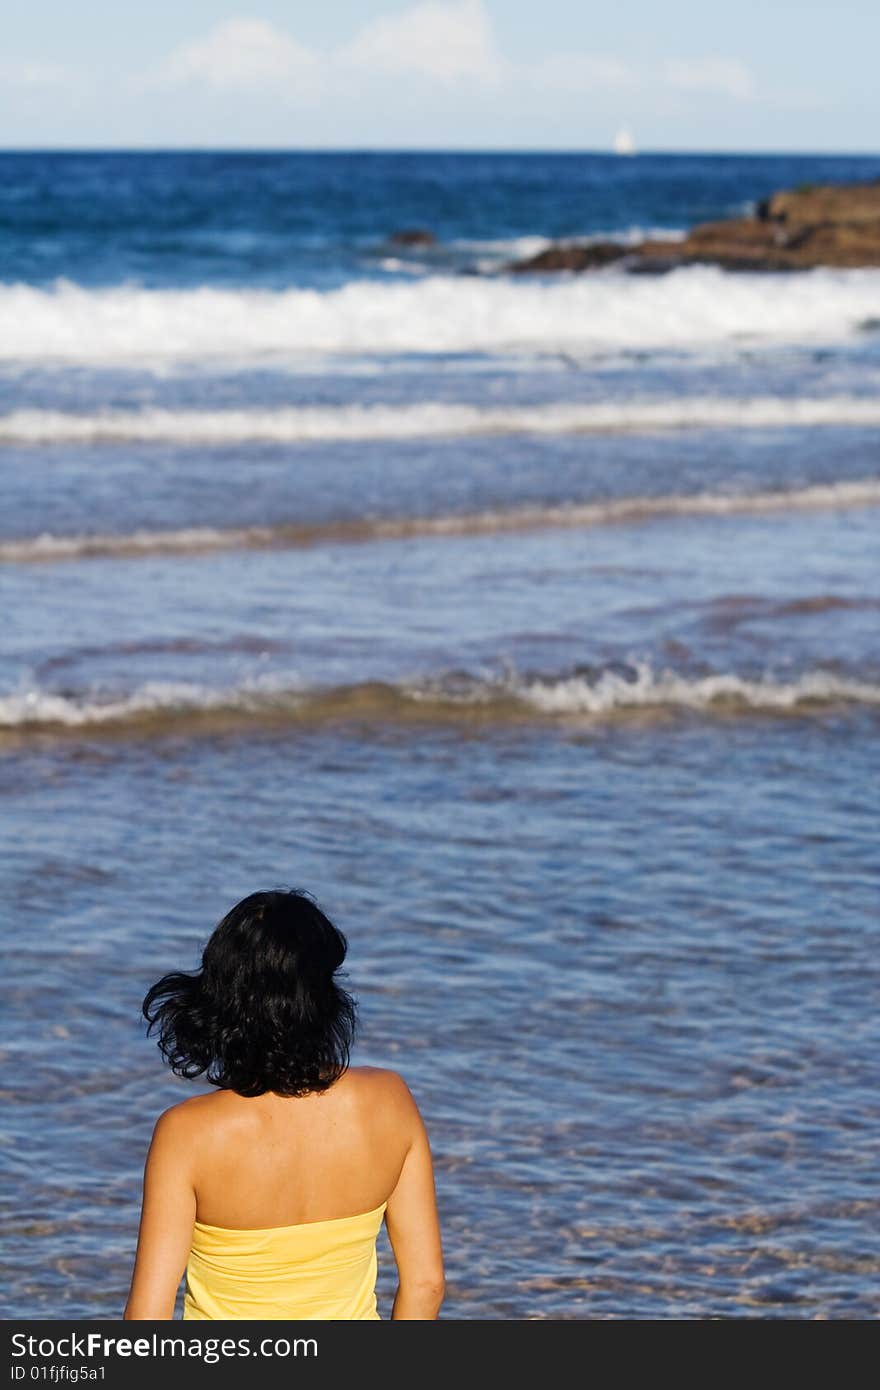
183,1203 -> 386,1321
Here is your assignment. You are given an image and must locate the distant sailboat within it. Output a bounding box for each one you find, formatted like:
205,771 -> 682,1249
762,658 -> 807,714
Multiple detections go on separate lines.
613,127 -> 636,156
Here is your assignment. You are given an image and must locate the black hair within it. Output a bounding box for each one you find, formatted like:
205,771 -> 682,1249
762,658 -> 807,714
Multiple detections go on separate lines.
143,890 -> 356,1097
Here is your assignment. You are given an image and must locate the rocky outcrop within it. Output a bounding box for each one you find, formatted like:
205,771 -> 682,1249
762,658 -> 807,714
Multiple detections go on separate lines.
507,181 -> 880,274
758,182 -> 880,227
386,228 -> 436,247
509,241 -> 629,273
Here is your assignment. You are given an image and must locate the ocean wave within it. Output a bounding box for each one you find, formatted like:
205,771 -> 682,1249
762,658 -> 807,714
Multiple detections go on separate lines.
508,666 -> 880,715
450,227 -> 688,272
2,664 -> 878,740
450,227 -> 687,255
3,479 -> 879,565
4,395 -> 880,444
1,268 -> 878,362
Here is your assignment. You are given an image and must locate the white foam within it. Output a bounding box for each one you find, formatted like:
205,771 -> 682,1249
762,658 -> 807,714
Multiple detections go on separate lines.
2,478 -> 879,565
0,681 -> 232,729
4,394 -> 880,443
457,234 -> 554,260
1,268 -> 878,363
2,664 -> 878,734
512,662 -> 880,714
453,227 -> 687,271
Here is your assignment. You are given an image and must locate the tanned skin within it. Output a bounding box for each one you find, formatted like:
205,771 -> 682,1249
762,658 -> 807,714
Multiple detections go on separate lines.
124,1067 -> 444,1320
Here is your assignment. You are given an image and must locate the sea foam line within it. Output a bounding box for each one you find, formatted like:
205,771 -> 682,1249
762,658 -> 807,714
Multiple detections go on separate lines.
3,395 -> 880,444
2,664 -> 878,738
2,479 -> 879,565
1,267 -> 879,362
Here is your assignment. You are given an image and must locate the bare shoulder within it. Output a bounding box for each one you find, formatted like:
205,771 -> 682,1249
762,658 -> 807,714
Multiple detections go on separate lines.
150,1091 -> 225,1147
346,1064 -> 414,1095
344,1066 -> 423,1121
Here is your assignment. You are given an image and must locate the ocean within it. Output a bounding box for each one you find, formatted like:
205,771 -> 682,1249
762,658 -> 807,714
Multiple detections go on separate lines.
1,150 -> 879,1319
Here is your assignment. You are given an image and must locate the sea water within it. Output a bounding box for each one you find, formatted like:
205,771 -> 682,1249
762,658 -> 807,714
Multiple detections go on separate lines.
1,151 -> 879,1318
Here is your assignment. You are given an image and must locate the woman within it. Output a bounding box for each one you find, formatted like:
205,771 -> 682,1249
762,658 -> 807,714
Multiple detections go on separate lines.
124,889 -> 444,1320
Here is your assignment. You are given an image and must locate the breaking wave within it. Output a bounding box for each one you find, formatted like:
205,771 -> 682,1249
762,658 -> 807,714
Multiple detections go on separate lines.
1,267 -> 879,363
2,664 -> 878,740
4,394 -> 880,444
3,479 -> 879,565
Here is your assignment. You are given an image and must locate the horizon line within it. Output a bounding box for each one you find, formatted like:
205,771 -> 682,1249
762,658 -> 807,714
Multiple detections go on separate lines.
0,145 -> 878,158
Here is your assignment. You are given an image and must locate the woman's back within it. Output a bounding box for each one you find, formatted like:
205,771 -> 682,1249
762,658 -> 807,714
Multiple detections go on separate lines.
176,1068 -> 415,1319
187,1068 -> 412,1228
125,891 -> 444,1321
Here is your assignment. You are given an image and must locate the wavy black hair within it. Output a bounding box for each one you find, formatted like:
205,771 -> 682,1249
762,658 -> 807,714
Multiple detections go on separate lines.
143,890 -> 356,1097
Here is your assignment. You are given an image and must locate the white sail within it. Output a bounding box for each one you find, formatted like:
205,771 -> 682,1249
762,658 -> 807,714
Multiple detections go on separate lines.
613,127 -> 636,156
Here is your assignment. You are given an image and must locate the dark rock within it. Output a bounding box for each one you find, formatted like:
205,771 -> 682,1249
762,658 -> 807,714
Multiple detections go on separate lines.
764,181 -> 880,227
507,182 -> 880,275
642,186 -> 880,270
636,219 -> 806,272
637,206 -> 880,271
508,241 -> 629,273
386,228 -> 436,247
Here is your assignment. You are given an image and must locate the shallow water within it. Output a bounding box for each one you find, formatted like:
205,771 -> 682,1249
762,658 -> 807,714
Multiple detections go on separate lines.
2,719 -> 879,1317
1,151 -> 879,1319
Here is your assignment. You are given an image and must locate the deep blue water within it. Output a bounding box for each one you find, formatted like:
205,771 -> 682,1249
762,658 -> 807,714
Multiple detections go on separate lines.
2,150 -> 880,286
0,151 -> 878,1319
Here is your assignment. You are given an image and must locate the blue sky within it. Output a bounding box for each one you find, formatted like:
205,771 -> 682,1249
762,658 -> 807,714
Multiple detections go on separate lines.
1,0 -> 876,150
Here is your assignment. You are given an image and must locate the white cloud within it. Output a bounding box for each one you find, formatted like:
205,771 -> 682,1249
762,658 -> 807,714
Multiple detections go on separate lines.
157,18 -> 319,92
145,8 -> 758,126
343,0 -> 503,84
334,0 -> 502,85
150,4 -> 504,101
664,58 -> 755,101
